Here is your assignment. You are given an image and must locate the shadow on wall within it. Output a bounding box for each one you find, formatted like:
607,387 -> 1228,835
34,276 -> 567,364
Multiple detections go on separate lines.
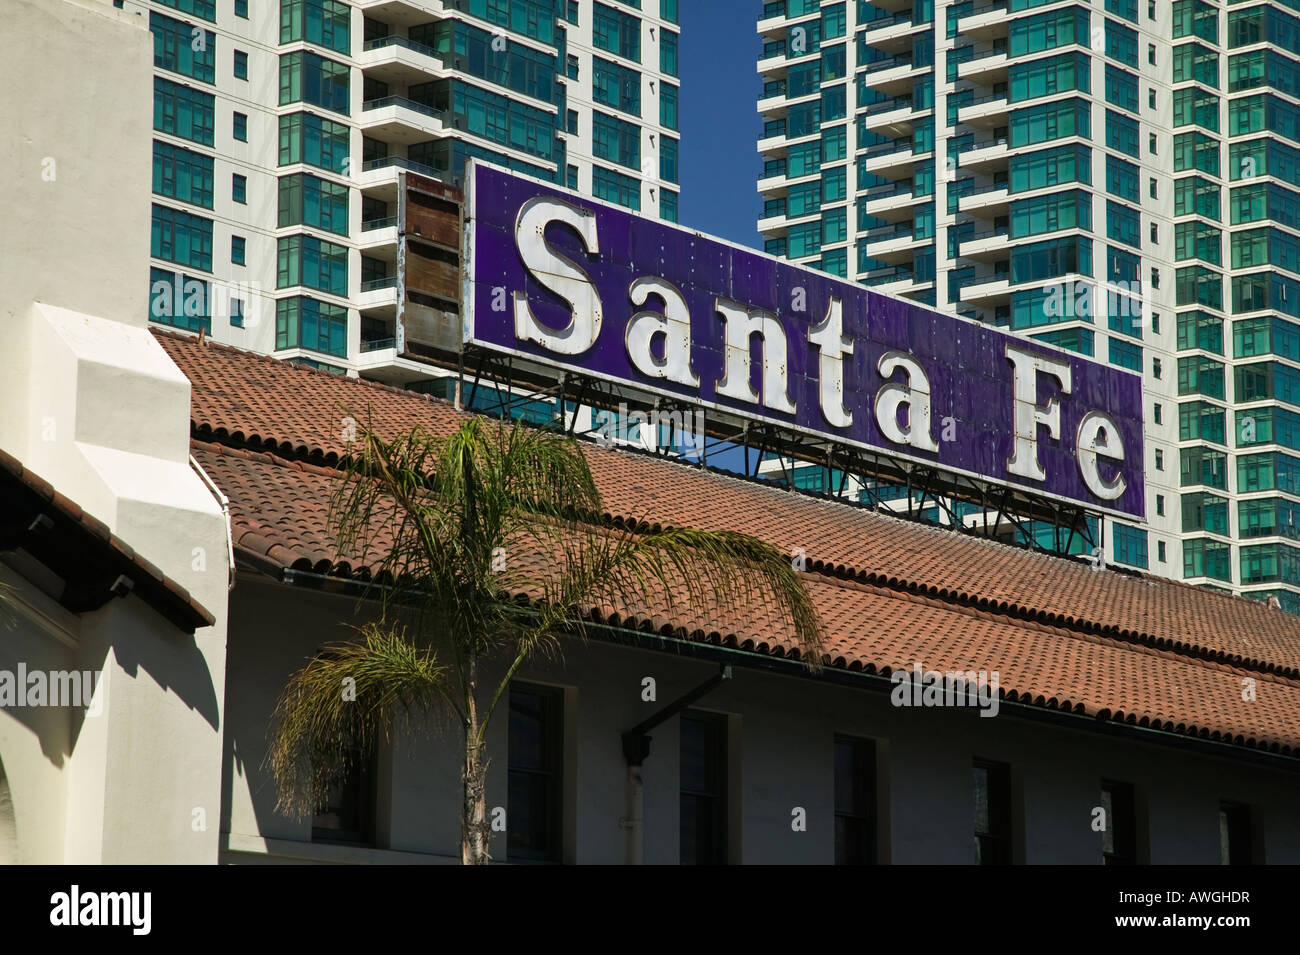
0,757 -> 16,864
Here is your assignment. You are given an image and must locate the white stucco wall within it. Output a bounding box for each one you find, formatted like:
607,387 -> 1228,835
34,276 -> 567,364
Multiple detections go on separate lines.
0,0 -> 231,864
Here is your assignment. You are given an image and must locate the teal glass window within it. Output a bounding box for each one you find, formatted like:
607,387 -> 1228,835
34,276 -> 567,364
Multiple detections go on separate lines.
1176,265 -> 1223,308
787,221 -> 820,258
1239,497 -> 1300,540
1105,19 -> 1138,67
822,85 -> 846,122
822,125 -> 847,162
154,77 -> 215,146
591,165 -> 640,210
1104,64 -> 1138,114
1175,221 -> 1222,264
1105,110 -> 1139,158
1010,97 -> 1090,148
232,173 -> 247,204
1229,93 -> 1300,143
1174,131 -> 1219,175
1182,537 -> 1231,581
1031,327 -> 1095,355
148,266 -> 210,333
420,20 -> 561,105
1011,235 -> 1092,282
1009,52 -> 1090,103
152,140 -> 214,209
1106,156 -> 1139,201
1240,543 -> 1300,585
235,0 -> 248,17
1233,228 -> 1300,273
1106,245 -> 1140,285
279,51 -> 349,115
1178,310 -> 1223,353
1106,0 -> 1137,23
1106,200 -> 1140,248
276,296 -> 347,357
278,173 -> 349,236
1010,144 -> 1091,193
234,49 -> 248,80
566,164 -> 578,189
1010,189 -> 1092,238
788,140 -> 820,177
1184,492 -> 1229,535
662,0 -> 677,23
1176,176 -> 1221,220
821,43 -> 847,82
593,57 -> 640,116
1228,5 -> 1299,50
592,111 -> 640,169
231,235 -> 245,266
278,112 -> 350,174
661,136 -> 678,184
1109,337 -> 1142,372
1180,447 -> 1228,490
280,0 -> 350,55
661,189 -> 678,222
151,203 -> 213,271
1112,523 -> 1148,568
276,234 -> 348,295
822,2 -> 846,39
233,111 -> 247,141
593,2 -> 640,61
822,166 -> 846,202
156,0 -> 215,19
1177,355 -> 1226,398
661,29 -> 678,76
1173,87 -> 1220,132
1179,404 -> 1226,445
823,208 -> 847,244
462,0 -> 557,45
1175,43 -> 1219,88
1175,0 -> 1218,42
1009,6 -> 1090,57
150,12 -> 215,84
448,82 -> 559,162
661,83 -> 678,130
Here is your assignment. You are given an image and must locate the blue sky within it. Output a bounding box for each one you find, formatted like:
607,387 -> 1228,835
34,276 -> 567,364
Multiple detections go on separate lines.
679,1 -> 763,250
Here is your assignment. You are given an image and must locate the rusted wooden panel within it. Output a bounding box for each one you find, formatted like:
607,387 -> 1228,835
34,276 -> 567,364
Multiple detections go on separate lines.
402,301 -> 460,354
404,241 -> 459,303
403,172 -> 462,250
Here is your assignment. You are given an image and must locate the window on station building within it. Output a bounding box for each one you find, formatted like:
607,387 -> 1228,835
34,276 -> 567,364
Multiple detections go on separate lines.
834,736 -> 876,865
1219,801 -> 1254,864
1100,780 -> 1138,864
973,759 -> 1012,864
311,745 -> 377,845
508,683 -> 564,863
680,711 -> 728,865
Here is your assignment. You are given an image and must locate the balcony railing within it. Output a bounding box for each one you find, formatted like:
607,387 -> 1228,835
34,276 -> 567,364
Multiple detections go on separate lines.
864,181 -> 913,200
959,0 -> 1009,19
360,276 -> 398,292
860,97 -> 912,117
861,139 -> 912,158
360,336 -> 398,352
862,11 -> 912,32
860,54 -> 913,75
360,156 -> 448,179
866,223 -> 916,241
865,265 -> 914,282
967,135 -> 1008,151
966,181 -> 1009,196
362,35 -> 441,60
362,216 -> 399,231
362,96 -> 446,122
963,227 -> 1009,243
963,90 -> 1008,107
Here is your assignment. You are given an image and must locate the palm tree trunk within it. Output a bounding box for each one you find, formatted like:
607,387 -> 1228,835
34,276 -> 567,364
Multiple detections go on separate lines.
462,659 -> 490,864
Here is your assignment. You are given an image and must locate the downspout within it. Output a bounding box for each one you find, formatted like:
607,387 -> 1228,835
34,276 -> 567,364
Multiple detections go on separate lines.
620,665 -> 732,865
190,455 -> 235,592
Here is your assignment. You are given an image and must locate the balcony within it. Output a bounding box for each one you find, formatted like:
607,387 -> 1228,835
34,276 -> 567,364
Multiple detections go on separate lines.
354,0 -> 444,25
959,136 -> 1008,171
957,89 -> 1009,128
957,44 -> 1009,83
858,138 -> 917,176
960,269 -> 1012,306
356,156 -> 450,199
359,216 -> 400,251
360,96 -> 448,145
357,34 -> 445,85
959,180 -> 1010,215
861,182 -> 925,221
959,0 -> 1011,39
865,223 -> 927,261
858,97 -> 917,136
358,275 -> 399,313
958,226 -> 1010,259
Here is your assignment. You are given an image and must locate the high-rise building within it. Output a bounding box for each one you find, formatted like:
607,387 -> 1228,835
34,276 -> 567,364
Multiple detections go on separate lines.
757,0 -> 1300,613
130,0 -> 680,388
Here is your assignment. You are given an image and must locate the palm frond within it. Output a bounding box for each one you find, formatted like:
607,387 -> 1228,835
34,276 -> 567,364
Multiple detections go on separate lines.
266,622 -> 450,819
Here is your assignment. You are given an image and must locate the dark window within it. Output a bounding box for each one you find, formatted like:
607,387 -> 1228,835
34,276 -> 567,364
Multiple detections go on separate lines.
508,683 -> 563,862
680,711 -> 727,865
973,760 -> 1012,864
1219,802 -> 1254,864
1101,780 -> 1137,864
834,736 -> 876,864
311,746 -> 376,845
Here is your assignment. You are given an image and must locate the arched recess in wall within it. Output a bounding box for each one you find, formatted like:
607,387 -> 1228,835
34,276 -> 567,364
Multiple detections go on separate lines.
0,757 -> 16,864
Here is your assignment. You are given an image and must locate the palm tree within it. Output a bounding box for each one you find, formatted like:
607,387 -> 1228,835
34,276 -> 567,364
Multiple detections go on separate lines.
267,414 -> 825,864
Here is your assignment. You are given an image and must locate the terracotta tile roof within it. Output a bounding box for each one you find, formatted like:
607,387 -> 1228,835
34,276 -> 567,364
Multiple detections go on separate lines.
190,438 -> 1300,756
0,448 -> 215,633
156,330 -> 1300,756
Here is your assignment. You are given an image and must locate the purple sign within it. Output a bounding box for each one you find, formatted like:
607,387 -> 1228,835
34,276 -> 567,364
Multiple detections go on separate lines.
463,161 -> 1145,519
